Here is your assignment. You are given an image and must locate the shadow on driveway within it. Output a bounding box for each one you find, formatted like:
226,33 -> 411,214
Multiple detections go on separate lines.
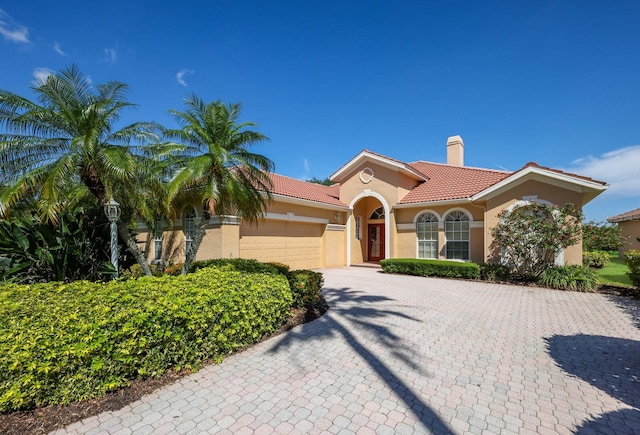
269,286 -> 452,434
606,295 -> 640,330
546,334 -> 640,433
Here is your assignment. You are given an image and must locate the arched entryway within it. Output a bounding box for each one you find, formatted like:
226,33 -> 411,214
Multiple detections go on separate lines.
347,190 -> 390,266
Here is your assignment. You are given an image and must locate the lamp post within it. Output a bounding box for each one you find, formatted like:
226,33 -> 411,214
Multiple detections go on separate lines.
104,197 -> 121,278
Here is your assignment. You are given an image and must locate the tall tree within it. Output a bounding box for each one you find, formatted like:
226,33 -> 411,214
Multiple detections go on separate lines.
165,95 -> 274,274
0,65 -> 161,276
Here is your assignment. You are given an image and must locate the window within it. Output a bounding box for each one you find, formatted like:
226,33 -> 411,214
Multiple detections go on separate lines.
184,208 -> 197,256
153,216 -> 163,262
370,207 -> 384,220
417,213 -> 438,259
445,211 -> 470,260
355,216 -> 361,240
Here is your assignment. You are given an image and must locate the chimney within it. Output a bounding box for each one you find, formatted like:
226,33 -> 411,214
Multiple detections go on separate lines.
446,135 -> 464,166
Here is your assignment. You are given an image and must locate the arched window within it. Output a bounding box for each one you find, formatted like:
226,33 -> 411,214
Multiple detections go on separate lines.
184,208 -> 197,256
445,211 -> 470,260
370,207 -> 385,220
417,213 -> 438,259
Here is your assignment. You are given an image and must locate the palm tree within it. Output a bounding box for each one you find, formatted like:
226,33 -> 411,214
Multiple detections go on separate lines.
0,65 -> 162,276
165,95 -> 274,275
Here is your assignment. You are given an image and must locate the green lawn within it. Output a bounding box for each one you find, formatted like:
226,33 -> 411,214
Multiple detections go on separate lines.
596,254 -> 633,287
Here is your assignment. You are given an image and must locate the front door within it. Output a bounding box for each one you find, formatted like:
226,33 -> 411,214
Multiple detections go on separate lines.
368,224 -> 385,262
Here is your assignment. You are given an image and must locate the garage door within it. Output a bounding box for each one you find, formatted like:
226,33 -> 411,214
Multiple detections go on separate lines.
239,220 -> 324,269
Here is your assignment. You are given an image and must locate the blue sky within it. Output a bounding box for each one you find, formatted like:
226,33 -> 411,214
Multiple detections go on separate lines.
1,1 -> 639,222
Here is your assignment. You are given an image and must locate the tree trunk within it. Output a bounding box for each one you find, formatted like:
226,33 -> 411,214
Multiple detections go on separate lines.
182,211 -> 210,275
117,221 -> 153,276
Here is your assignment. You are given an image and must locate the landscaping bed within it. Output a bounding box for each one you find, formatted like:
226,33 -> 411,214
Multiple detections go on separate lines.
0,296 -> 328,435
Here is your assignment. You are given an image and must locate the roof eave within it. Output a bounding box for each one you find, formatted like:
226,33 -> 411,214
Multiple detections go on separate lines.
394,198 -> 472,209
470,166 -> 608,202
330,150 -> 427,182
270,193 -> 350,211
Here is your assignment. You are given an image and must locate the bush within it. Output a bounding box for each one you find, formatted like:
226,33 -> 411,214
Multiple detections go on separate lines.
582,221 -> 623,252
0,266 -> 292,412
480,264 -> 512,282
538,265 -> 599,292
625,250 -> 640,287
0,207 -> 118,283
380,258 -> 480,279
491,203 -> 583,278
582,251 -> 611,268
288,270 -> 324,308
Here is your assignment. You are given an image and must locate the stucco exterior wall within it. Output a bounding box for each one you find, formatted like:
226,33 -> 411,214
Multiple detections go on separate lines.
483,180 -> 584,265
619,220 -> 640,256
325,226 -> 346,268
394,204 -> 485,263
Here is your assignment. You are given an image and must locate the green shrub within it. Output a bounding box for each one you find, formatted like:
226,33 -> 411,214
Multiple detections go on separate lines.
480,264 -> 512,282
0,266 -> 292,412
287,270 -> 324,308
582,251 -> 611,268
538,265 -> 599,292
266,262 -> 291,275
380,258 -> 480,279
625,250 -> 640,287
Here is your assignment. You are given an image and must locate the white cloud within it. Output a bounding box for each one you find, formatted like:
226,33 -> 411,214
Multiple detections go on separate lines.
176,69 -> 194,86
303,158 -> 310,174
32,67 -> 54,83
53,41 -> 65,56
103,47 -> 117,64
564,145 -> 640,198
0,8 -> 30,43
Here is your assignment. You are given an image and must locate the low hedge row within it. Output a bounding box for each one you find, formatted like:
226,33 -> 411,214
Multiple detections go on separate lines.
380,258 -> 480,279
161,258 -> 322,309
0,266 -> 292,412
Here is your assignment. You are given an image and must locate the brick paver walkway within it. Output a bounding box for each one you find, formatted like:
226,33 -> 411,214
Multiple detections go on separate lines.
54,267 -> 640,434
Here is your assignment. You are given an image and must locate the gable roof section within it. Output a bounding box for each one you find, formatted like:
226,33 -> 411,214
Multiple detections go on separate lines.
268,172 -> 348,209
399,162 -> 511,204
470,162 -> 608,203
330,149 -> 429,182
608,207 -> 640,223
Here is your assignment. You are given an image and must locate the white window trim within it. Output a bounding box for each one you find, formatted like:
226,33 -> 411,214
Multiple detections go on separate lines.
415,211 -> 440,259
444,209 -> 472,261
184,207 -> 198,259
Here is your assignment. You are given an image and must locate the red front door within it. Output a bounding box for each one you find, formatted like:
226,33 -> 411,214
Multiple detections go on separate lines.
368,224 -> 385,262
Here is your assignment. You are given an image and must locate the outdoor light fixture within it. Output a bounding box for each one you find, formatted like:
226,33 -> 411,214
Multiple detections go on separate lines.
104,197 -> 121,278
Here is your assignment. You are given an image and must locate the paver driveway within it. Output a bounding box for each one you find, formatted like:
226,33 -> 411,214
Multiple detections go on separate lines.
55,267 -> 640,434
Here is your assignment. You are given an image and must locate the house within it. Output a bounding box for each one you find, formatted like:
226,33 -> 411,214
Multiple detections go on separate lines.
141,136 -> 608,269
608,208 -> 640,256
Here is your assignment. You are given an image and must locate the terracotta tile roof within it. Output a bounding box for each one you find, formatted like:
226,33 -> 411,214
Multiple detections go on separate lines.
268,173 -> 347,207
608,207 -> 640,223
399,161 -> 511,203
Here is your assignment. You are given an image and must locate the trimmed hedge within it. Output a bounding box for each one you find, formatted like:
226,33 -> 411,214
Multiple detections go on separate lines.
0,266 -> 292,412
625,250 -> 640,287
538,265 -> 599,292
582,251 -> 611,268
380,258 -> 480,279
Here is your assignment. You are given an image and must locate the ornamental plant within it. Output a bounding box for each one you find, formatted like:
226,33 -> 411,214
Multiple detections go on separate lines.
582,220 -> 622,252
625,250 -> 640,287
491,203 -> 583,278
